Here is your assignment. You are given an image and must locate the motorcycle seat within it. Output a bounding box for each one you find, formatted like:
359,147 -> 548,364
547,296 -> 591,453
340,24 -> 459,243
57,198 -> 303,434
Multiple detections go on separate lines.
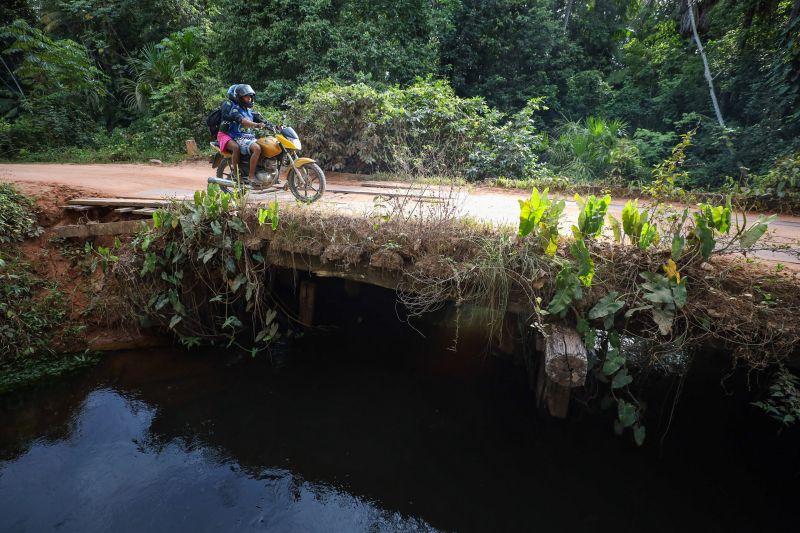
209,140 -> 233,157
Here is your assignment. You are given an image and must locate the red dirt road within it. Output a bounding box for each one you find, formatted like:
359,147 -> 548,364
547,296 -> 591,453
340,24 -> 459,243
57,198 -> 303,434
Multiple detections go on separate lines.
2,161 -> 799,266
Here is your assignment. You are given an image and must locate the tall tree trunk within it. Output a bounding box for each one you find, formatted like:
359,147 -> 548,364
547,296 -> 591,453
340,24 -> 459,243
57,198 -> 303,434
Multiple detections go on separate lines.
688,1 -> 746,179
687,1 -> 726,129
563,0 -> 573,32
0,56 -> 27,108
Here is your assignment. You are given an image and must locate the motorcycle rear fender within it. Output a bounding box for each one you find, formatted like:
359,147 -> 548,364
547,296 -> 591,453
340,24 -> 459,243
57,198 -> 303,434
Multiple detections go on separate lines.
292,157 -> 316,168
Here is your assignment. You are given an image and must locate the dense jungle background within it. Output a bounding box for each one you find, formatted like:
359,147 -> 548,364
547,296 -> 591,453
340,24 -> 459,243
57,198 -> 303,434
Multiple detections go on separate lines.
1,0 -> 799,195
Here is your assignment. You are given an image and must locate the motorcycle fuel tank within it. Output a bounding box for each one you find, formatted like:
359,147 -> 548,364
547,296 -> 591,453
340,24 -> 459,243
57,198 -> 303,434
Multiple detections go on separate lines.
257,136 -> 283,158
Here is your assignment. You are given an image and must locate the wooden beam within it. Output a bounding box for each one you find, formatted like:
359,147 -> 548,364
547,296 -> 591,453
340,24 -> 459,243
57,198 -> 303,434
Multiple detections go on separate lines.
131,208 -> 157,216
68,197 -> 173,208
114,207 -> 137,213
49,219 -> 153,239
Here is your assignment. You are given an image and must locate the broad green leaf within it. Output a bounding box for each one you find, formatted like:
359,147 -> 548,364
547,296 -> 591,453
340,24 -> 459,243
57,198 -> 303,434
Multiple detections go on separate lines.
588,292 -> 624,320
651,306 -> 675,335
570,238 -> 594,286
228,274 -> 246,292
671,234 -> 685,261
612,368 -> 633,389
547,266 -> 582,317
222,315 -> 243,329
602,347 -> 625,376
608,214 -> 622,243
228,216 -> 246,233
740,215 -> 777,249
639,221 -> 658,250
621,199 -> 641,242
633,425 -> 646,446
617,399 -> 637,428
168,314 -> 182,329
234,240 -> 244,261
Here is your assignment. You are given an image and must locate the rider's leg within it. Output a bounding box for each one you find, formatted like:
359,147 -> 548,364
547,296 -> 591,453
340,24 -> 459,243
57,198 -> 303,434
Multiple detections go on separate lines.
248,142 -> 261,180
225,140 -> 241,169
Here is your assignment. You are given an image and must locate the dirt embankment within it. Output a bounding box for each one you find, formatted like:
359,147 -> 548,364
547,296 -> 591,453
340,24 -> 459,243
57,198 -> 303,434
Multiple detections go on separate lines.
13,182 -> 169,352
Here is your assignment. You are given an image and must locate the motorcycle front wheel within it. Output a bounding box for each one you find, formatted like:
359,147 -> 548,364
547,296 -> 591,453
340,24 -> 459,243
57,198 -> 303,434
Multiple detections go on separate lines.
288,163 -> 326,203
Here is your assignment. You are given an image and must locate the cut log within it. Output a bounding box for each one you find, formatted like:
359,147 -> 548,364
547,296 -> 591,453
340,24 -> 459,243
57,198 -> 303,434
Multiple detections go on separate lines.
543,325 -> 588,387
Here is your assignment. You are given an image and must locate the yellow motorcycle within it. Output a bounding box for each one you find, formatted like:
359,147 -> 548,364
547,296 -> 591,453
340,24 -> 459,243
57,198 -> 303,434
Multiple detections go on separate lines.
209,125 -> 326,203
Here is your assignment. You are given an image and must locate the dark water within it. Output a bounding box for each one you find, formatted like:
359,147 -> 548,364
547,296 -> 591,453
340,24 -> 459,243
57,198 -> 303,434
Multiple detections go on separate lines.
1,326 -> 798,532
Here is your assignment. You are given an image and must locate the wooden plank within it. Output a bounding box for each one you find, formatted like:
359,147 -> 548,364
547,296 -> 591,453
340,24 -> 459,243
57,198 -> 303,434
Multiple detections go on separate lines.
114,207 -> 137,213
68,197 -> 173,208
50,219 -> 153,239
359,180 -> 428,190
62,205 -> 93,211
131,208 -> 157,215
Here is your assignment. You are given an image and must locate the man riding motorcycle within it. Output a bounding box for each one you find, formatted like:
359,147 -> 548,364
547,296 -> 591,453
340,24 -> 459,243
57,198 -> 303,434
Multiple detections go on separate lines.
217,84 -> 273,184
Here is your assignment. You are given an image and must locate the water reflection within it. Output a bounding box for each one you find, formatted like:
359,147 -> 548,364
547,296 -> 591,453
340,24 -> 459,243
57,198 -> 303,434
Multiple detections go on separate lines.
0,335 -> 798,533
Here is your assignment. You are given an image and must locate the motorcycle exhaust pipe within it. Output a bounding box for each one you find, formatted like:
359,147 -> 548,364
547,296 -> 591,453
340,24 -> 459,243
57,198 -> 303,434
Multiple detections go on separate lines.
207,176 -> 235,188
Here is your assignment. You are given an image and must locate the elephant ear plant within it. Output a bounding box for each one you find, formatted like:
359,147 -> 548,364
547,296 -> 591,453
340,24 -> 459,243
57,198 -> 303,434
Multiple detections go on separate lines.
514,168 -> 789,444
117,183 -> 283,356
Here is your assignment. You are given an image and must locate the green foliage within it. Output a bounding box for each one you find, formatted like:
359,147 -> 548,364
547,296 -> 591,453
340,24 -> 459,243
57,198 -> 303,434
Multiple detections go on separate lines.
287,78 -> 500,175
574,193 -> 610,238
442,0 -> 577,111
588,291 -> 624,330
636,270 -> 687,336
0,183 -> 41,242
467,97 -> 550,181
752,367 -> 800,428
691,197 -> 732,260
753,152 -> 800,199
0,254 -> 87,392
618,199 -> 657,250
644,130 -> 693,198
547,265 -> 582,317
129,183 -> 281,352
0,19 -> 108,153
569,236 -> 594,287
548,117 -> 644,183
258,201 -> 280,231
517,187 -> 565,255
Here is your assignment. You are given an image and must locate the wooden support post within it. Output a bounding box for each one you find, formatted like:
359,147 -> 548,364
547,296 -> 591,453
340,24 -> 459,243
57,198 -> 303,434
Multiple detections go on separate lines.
185,139 -> 200,157
535,356 -> 572,419
531,325 -> 589,419
543,325 -> 588,387
298,280 -> 316,326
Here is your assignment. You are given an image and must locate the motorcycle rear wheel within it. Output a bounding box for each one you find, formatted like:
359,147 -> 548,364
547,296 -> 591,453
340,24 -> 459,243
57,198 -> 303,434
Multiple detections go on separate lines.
288,163 -> 326,203
216,159 -> 245,194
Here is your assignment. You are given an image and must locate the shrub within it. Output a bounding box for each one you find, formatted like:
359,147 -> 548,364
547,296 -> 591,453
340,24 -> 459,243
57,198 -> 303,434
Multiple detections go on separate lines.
286,78 -> 500,176
0,183 -> 41,243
